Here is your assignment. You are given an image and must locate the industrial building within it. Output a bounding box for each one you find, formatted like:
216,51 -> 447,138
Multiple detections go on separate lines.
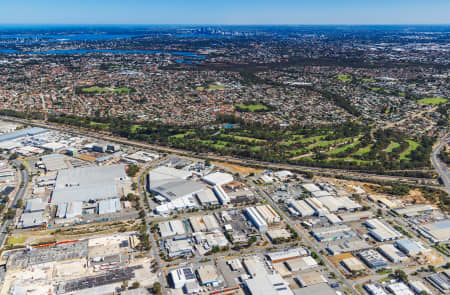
284,256 -> 318,271
326,239 -> 372,255
289,200 -> 315,217
267,248 -> 309,263
245,207 -> 268,232
165,238 -> 193,258
170,267 -> 197,289
393,204 -> 436,217
255,204 -> 280,224
97,198 -> 121,215
245,273 -> 293,295
377,244 -> 408,263
24,198 -> 46,213
40,153 -> 70,171
365,219 -> 402,242
0,127 -> 48,143
201,172 -> 233,186
338,211 -> 373,223
294,283 -> 336,295
358,249 -> 388,268
408,280 -> 434,295
295,271 -> 328,287
51,164 -> 127,204
189,215 -> 220,232
386,283 -> 414,295
311,224 -> 356,242
365,284 -> 388,295
212,185 -> 230,205
305,198 -> 329,216
159,220 -> 186,238
195,189 -> 219,206
56,201 -> 83,219
302,183 -> 321,193
196,265 -> 220,286
267,228 -> 292,242
20,211 -> 46,228
418,220 -> 450,242
426,273 -> 450,293
342,257 -> 366,272
395,239 -> 426,256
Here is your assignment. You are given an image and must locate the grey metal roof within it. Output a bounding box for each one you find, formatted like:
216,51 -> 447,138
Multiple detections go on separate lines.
152,179 -> 205,200
51,164 -> 126,203
0,127 -> 47,142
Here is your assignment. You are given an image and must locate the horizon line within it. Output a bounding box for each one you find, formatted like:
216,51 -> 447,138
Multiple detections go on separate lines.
0,23 -> 449,26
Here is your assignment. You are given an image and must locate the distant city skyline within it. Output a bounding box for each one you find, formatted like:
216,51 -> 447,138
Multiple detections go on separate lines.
0,0 -> 449,25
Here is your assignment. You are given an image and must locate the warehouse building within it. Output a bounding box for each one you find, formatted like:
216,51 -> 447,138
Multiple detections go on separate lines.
256,204 -> 280,224
338,211 -> 373,223
159,220 -> 186,238
189,215 -> 220,232
408,280 -> 434,295
395,239 -> 426,256
195,189 -> 219,206
165,238 -> 193,258
0,127 -> 47,143
418,220 -> 450,242
377,244 -> 408,263
295,271 -> 328,287
24,198 -> 46,213
358,249 -> 388,269
365,219 -> 402,242
56,201 -> 82,219
302,183 -> 321,193
311,224 -> 356,242
20,211 -> 46,228
426,273 -> 450,293
294,283 -> 336,295
170,267 -> 197,289
393,204 -> 436,217
326,239 -> 372,255
40,153 -> 70,171
364,284 -> 388,295
305,198 -> 328,216
387,283 -> 414,295
245,207 -> 268,232
212,185 -> 230,205
267,248 -> 309,263
342,257 -> 366,272
289,200 -> 315,217
51,164 -> 127,204
97,198 -> 121,215
284,256 -> 318,271
201,172 -> 233,186
196,265 -> 220,286
245,273 -> 293,295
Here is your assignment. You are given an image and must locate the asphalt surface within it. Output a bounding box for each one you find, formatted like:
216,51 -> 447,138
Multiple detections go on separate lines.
431,134 -> 449,194
0,158 -> 29,248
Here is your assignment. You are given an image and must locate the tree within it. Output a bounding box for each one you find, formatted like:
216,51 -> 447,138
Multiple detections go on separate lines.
8,153 -> 18,160
131,282 -> 140,289
126,164 -> 139,177
16,199 -> 23,209
153,282 -> 162,295
395,269 -> 408,283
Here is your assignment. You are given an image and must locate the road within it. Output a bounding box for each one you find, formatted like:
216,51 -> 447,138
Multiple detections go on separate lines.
1,116 -> 444,188
136,161 -> 168,295
0,158 -> 29,247
431,134 -> 449,194
254,185 -> 359,295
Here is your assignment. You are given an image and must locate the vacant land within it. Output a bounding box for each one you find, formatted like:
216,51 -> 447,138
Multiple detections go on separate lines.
418,97 -> 448,105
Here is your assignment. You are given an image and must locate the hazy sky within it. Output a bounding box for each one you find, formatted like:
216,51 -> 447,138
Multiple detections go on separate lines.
0,0 -> 449,25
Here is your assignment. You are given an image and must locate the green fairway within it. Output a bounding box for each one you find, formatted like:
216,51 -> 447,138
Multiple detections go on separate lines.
281,134 -> 328,146
235,103 -> 269,112
89,121 -> 109,129
82,87 -> 132,94
385,141 -> 400,153
219,134 -> 266,144
170,131 -> 195,139
400,140 -> 420,160
327,140 -> 360,155
337,74 -> 352,82
353,144 -> 373,156
417,97 -> 448,105
362,78 -> 375,82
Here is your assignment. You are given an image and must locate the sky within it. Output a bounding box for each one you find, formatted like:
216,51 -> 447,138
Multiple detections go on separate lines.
0,0 -> 449,25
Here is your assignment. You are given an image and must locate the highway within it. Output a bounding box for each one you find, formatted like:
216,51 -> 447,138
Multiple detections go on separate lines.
1,116 -> 444,188
431,134 -> 449,194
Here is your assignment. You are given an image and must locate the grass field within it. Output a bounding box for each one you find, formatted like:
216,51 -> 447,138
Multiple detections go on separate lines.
362,78 -> 375,82
208,84 -> 225,90
327,140 -> 360,155
418,97 -> 448,105
219,134 -> 266,144
337,74 -> 352,82
170,131 -> 195,139
7,236 -> 25,245
89,121 -> 109,129
82,87 -> 132,94
235,103 -> 269,112
400,140 -> 420,160
385,141 -> 400,153
353,144 -> 373,156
